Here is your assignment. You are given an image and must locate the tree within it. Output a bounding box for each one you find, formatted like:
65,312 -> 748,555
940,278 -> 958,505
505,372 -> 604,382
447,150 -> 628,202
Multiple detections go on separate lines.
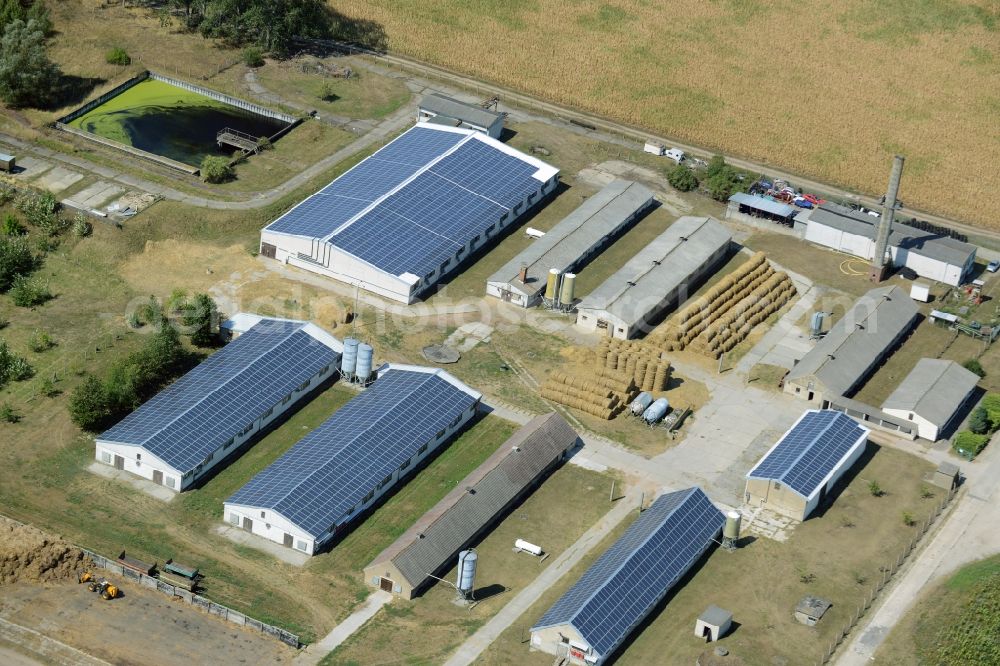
706,155 -> 728,179
963,358 -> 986,378
980,393 -> 1000,430
0,19 -> 61,108
105,47 -> 130,66
200,155 -> 233,183
667,163 -> 698,192
9,274 -> 51,307
968,406 -> 991,435
199,0 -> 332,55
0,338 -> 32,387
183,293 -> 219,347
0,235 -> 34,291
25,1 -> 51,36
68,374 -> 112,431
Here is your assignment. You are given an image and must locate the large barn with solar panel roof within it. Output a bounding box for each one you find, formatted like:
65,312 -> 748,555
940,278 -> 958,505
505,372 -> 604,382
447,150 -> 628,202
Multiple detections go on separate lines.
94,317 -> 343,493
259,123 -> 559,304
745,410 -> 869,521
224,364 -> 481,555
529,487 -> 725,664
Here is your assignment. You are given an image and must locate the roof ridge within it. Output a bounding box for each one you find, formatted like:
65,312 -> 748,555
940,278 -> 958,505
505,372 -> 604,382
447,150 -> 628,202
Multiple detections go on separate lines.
128,321 -> 305,453
567,488 -> 697,631
912,359 -> 956,413
778,413 -> 840,494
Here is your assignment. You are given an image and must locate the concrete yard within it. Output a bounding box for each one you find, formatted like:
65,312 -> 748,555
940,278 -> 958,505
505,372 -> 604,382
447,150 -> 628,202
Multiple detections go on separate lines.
31,165 -> 84,193
65,180 -> 125,210
0,578 -> 295,665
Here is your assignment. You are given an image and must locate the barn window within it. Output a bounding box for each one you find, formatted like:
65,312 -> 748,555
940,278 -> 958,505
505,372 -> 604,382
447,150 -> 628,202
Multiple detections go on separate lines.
224,437 -> 235,449
364,490 -> 374,502
136,453 -> 142,460
165,476 -> 176,489
260,511 -> 266,519
297,379 -> 311,392
229,513 -> 240,525
296,540 -> 308,552
380,474 -> 392,488
101,451 -> 111,464
909,413 -> 914,420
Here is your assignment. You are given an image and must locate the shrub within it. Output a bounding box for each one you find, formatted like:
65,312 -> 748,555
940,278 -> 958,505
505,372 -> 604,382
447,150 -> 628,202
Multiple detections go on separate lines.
0,338 -> 33,387
9,274 -> 51,307
868,479 -> 885,497
979,393 -> 1000,430
953,430 -> 990,458
257,135 -> 273,151
968,406 -> 991,435
2,213 -> 24,236
39,376 -> 59,397
28,329 -> 54,352
72,212 -> 92,238
0,402 -> 20,423
319,80 -> 338,102
105,47 -> 130,66
0,234 -> 34,290
138,295 -> 162,326
242,46 -> 264,67
963,358 -> 985,378
200,155 -> 233,183
126,311 -> 141,329
0,181 -> 14,205
68,374 -> 111,431
667,163 -> 698,192
14,189 -> 58,226
182,293 -> 219,347
902,511 -> 916,527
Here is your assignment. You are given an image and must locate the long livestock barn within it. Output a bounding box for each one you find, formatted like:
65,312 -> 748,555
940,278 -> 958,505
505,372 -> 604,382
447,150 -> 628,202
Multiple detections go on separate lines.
784,285 -> 919,407
802,203 -> 976,286
486,180 -> 655,307
745,410 -> 869,520
259,123 -> 559,303
530,487 -> 725,664
95,318 -> 342,492
224,365 -> 481,556
881,359 -> 980,441
364,412 -> 578,598
575,216 -> 731,339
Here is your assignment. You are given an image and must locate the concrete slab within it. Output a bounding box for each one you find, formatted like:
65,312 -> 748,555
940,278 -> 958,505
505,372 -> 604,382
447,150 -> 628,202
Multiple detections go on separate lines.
66,181 -> 124,209
213,525 -> 309,567
10,155 -> 52,179
32,166 -> 83,193
87,462 -> 176,502
445,322 -> 494,353
294,591 -> 392,664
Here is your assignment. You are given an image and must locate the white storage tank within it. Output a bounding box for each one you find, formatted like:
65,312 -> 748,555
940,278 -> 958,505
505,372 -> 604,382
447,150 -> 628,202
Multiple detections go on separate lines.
642,397 -> 670,424
630,392 -> 654,416
341,337 -> 359,376
355,343 -> 374,383
514,539 -> 543,556
456,549 -> 478,594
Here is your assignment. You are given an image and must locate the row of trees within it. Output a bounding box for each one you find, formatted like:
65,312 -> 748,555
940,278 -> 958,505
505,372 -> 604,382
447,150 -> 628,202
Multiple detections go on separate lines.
170,0 -> 333,55
955,393 -> 1000,458
666,156 -> 756,201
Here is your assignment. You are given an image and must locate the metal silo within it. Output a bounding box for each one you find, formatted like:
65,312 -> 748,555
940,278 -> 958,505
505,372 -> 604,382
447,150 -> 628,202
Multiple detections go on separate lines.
559,273 -> 576,309
456,549 -> 478,597
544,269 -> 561,303
642,398 -> 670,424
355,343 -> 373,384
341,337 -> 359,378
630,392 -> 654,416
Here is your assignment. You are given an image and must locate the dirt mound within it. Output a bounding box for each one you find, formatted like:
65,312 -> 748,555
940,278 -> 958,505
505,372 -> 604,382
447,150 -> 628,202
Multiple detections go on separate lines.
0,516 -> 89,584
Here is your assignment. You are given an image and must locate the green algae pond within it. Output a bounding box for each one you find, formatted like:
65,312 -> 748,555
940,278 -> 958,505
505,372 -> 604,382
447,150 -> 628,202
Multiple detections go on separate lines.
68,79 -> 289,167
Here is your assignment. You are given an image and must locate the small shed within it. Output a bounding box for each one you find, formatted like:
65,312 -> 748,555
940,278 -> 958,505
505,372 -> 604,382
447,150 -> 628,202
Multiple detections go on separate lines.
794,596 -> 832,626
910,283 -> 930,302
931,462 -> 960,490
0,152 -> 14,172
695,605 -> 733,642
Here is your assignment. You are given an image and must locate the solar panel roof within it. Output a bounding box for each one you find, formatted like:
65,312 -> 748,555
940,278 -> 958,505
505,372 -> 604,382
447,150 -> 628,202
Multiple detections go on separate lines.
226,367 -> 480,539
532,487 -> 725,659
747,410 -> 868,500
263,124 -> 556,279
99,319 -> 340,474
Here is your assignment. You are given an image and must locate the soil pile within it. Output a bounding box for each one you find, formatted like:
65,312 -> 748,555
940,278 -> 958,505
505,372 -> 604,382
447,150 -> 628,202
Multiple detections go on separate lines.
0,516 -> 89,584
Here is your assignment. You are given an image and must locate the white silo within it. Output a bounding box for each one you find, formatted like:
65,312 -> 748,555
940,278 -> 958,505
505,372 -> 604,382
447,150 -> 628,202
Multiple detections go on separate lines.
642,398 -> 670,425
355,343 -> 373,384
456,549 -> 478,598
341,338 -> 359,379
630,392 -> 654,416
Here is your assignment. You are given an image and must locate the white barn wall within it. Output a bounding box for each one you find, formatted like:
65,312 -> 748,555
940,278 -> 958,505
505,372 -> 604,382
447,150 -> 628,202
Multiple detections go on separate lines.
94,362 -> 337,492
883,408 -> 938,440
223,504 -> 317,554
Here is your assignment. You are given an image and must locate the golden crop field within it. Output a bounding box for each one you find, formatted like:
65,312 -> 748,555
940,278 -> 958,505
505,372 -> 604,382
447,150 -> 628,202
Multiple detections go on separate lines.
335,0 -> 1000,228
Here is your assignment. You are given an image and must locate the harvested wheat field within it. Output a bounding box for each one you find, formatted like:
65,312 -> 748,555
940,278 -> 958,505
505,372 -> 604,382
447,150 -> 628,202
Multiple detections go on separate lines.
337,0 -> 999,227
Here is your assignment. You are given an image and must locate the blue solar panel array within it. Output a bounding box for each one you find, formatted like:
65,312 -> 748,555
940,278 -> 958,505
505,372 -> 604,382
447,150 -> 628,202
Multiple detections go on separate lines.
533,487 -> 725,659
263,125 -> 550,278
226,369 -> 478,539
748,410 -> 867,499
100,320 -> 339,474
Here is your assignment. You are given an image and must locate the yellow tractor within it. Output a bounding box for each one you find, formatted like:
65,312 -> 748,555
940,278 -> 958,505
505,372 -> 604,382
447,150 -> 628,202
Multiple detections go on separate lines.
85,578 -> 120,600
78,571 -> 94,584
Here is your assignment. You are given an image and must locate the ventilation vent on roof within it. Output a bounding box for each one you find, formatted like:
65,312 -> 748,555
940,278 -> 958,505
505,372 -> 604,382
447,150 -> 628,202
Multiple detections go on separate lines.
418,533 -> 425,539
679,236 -> 689,241
512,445 -> 521,452
465,487 -> 476,495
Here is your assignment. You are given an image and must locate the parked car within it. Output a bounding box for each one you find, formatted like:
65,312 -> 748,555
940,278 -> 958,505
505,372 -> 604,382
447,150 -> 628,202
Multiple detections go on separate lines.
986,260 -> 999,273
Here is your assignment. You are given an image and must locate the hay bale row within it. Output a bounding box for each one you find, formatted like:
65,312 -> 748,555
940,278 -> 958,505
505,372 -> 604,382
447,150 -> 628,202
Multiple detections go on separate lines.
673,252 -> 767,326
548,370 -> 615,398
686,279 -> 796,357
541,387 -> 619,419
701,272 -> 791,342
674,262 -> 776,342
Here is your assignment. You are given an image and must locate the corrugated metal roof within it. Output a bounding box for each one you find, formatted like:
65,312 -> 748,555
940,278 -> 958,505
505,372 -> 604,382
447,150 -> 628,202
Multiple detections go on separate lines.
882,359 -> 979,427
419,93 -> 503,129
809,204 -> 975,267
366,412 -> 578,590
577,216 -> 732,327
488,180 -> 655,297
786,285 -> 919,397
729,192 -> 797,217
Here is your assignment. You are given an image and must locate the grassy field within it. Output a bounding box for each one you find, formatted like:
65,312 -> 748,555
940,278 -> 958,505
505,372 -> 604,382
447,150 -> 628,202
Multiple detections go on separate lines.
335,0 -> 999,228
874,554 -> 1000,666
322,464 -> 617,665
481,445 -> 935,665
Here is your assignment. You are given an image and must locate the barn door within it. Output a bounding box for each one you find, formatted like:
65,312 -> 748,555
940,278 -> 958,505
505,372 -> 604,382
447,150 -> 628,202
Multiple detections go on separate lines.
114,455 -> 124,470
242,517 -> 253,531
283,533 -> 293,547
380,578 -> 393,592
260,243 -> 277,259
152,470 -> 163,485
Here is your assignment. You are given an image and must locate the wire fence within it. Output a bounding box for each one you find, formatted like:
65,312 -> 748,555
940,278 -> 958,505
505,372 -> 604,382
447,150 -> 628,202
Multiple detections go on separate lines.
816,484 -> 958,665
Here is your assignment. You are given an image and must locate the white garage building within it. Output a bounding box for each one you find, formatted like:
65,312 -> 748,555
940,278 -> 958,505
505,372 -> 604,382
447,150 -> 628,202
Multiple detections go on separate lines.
803,203 -> 976,286
417,93 -> 505,138
95,318 -> 342,493
259,123 -> 558,304
575,216 -> 731,339
224,365 -> 481,556
882,359 -> 980,441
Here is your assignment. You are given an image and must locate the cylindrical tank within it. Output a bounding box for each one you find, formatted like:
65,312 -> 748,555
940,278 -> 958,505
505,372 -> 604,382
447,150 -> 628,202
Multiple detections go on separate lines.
559,273 -> 576,307
630,392 -> 653,416
642,397 -> 670,424
810,312 -> 824,336
544,268 -> 561,301
514,539 -> 543,556
723,511 -> 741,540
456,549 -> 478,593
341,338 -> 359,376
355,343 -> 373,383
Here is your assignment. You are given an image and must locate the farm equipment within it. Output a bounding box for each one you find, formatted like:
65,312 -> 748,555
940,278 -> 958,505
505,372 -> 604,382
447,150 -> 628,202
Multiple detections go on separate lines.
86,578 -> 120,600
78,571 -> 94,584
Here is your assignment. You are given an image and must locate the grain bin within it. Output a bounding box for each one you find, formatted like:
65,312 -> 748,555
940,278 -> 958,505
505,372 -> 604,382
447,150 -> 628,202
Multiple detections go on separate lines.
341,338 -> 359,377
630,391 -> 654,416
559,273 -> 576,309
642,398 -> 670,424
355,343 -> 373,384
545,269 -> 561,302
456,550 -> 478,596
